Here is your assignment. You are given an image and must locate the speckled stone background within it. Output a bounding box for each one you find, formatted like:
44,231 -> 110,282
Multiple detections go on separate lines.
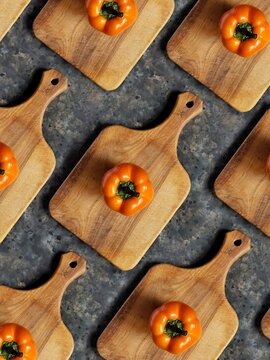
0,0 -> 270,359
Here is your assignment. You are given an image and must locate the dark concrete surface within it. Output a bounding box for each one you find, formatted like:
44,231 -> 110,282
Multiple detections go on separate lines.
0,1 -> 270,359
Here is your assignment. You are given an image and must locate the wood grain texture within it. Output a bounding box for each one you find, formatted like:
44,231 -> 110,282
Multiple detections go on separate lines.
167,0 -> 270,112
33,0 -> 174,90
0,69 -> 68,243
0,252 -> 86,360
0,0 -> 30,42
214,110 -> 270,237
97,230 -> 251,360
261,309 -> 270,339
50,93 -> 203,270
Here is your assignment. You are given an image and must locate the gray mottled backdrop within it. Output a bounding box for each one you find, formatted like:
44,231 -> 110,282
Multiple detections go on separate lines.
0,0 -> 269,359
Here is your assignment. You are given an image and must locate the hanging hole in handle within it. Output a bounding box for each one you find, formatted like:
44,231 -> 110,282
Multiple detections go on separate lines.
69,261 -> 78,268
186,101 -> 194,108
51,78 -> 59,86
234,239 -> 242,247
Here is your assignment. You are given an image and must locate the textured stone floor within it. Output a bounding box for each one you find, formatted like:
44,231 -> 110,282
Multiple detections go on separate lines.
0,0 -> 269,359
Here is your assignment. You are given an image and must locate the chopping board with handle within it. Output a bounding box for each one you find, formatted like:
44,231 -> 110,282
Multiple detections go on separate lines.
261,309 -> 270,339
0,69 -> 68,243
214,109 -> 270,237
50,92 -> 203,270
0,0 -> 30,42
33,0 -> 174,90
167,0 -> 270,112
97,230 -> 251,360
0,252 -> 86,360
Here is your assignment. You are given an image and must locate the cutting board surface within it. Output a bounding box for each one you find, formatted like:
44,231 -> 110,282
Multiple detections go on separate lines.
33,0 -> 174,90
0,69 -> 68,243
262,309 -> 270,339
0,252 -> 86,360
50,93 -> 203,270
0,0 -> 30,42
215,110 -> 270,236
167,0 -> 270,112
98,231 -> 251,359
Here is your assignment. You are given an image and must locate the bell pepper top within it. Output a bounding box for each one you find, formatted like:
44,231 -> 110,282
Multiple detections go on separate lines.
0,341 -> 24,359
100,1 -> 124,20
234,22 -> 258,42
116,181 -> 140,200
164,319 -> 188,338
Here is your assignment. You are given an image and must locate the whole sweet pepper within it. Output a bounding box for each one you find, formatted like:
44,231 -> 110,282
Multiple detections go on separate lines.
86,0 -> 138,36
0,323 -> 37,360
0,142 -> 19,191
220,5 -> 270,57
150,301 -> 202,354
102,163 -> 154,216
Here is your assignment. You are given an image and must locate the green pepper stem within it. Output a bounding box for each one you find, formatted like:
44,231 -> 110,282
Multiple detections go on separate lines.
164,319 -> 188,338
234,22 -> 258,42
100,1 -> 124,20
0,168 -> 5,175
0,341 -> 23,360
116,181 -> 140,200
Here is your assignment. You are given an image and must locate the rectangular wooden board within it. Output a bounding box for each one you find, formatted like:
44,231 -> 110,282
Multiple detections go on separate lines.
50,93 -> 203,270
0,70 -> 67,243
98,231 -> 251,360
33,0 -> 174,90
0,0 -> 30,42
215,109 -> 270,236
167,0 -> 270,112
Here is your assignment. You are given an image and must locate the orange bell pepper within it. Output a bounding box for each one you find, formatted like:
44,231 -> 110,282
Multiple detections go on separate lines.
102,163 -> 154,216
150,302 -> 202,354
220,5 -> 270,57
86,0 -> 138,36
0,323 -> 37,360
0,142 -> 19,191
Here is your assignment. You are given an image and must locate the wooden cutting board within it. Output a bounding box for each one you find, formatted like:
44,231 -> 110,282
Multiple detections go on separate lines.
0,0 -> 30,42
33,0 -> 174,90
215,110 -> 270,237
97,230 -> 251,359
50,92 -> 203,270
0,69 -> 68,243
167,0 -> 270,112
261,309 -> 270,339
0,252 -> 86,360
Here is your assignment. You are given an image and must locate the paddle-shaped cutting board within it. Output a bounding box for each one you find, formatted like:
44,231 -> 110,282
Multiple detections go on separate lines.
167,0 -> 270,112
0,1 -> 30,42
215,109 -> 270,237
0,252 -> 86,360
0,69 -> 68,243
33,0 -> 174,90
50,92 -> 203,270
98,230 -> 251,359
262,309 -> 270,339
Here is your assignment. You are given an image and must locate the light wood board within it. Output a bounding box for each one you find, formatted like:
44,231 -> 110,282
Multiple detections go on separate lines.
33,0 -> 174,90
0,0 -> 30,42
0,252 -> 86,360
0,69 -> 68,243
215,110 -> 270,237
50,93 -> 203,270
97,230 -> 251,360
262,309 -> 270,339
167,0 -> 270,112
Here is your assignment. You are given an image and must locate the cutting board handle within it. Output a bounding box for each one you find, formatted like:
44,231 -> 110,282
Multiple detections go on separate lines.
23,69 -> 68,124
205,230 -> 251,284
153,92 -> 203,145
37,252 -> 86,305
